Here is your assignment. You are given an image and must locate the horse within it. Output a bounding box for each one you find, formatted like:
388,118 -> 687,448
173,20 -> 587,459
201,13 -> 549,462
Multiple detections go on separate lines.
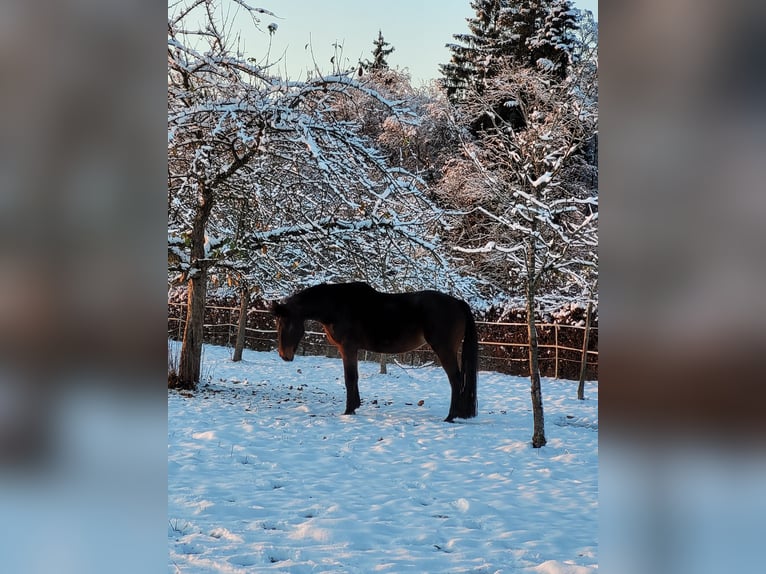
270,282 -> 478,422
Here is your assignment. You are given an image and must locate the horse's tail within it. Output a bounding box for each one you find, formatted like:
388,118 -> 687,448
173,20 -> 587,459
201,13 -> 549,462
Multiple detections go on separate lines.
458,302 -> 479,419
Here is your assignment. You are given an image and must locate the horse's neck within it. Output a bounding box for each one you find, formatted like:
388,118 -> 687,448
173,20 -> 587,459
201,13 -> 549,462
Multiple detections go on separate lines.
293,293 -> 331,324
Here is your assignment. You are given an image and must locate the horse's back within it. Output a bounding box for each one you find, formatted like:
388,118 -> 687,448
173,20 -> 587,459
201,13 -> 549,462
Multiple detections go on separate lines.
302,282 -> 469,353
366,287 -> 468,329
410,290 -> 469,340
410,289 -> 468,319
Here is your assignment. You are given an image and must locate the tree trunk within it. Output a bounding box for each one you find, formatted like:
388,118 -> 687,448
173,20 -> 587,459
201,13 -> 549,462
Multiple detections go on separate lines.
527,241 -> 546,448
178,271 -> 207,389
379,354 -> 387,374
177,184 -> 213,390
577,300 -> 593,400
232,285 -> 249,362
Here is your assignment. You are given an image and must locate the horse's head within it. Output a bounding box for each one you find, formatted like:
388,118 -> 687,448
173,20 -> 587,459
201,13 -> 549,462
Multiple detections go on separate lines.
270,301 -> 304,361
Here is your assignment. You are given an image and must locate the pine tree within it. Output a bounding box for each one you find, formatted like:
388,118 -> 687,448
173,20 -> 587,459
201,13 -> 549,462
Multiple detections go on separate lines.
526,0 -> 579,79
440,1 -> 580,101
500,1 -> 544,63
440,0 -> 510,101
360,30 -> 395,72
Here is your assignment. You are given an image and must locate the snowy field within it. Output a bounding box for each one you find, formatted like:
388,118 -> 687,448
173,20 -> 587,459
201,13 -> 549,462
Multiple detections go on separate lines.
168,342 -> 598,573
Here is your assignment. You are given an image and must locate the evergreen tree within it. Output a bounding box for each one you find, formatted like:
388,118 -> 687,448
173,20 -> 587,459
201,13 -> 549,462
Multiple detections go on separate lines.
440,0 -> 510,100
526,0 -> 579,79
360,30 -> 395,72
440,1 -> 580,100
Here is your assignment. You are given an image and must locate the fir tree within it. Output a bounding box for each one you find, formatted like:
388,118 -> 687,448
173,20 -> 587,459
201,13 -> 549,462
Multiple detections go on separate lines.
440,1 -> 580,101
360,30 -> 395,72
440,0 -> 510,101
526,0 -> 579,79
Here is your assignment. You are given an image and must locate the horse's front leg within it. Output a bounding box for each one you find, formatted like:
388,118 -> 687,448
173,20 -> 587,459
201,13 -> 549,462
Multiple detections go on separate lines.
340,347 -> 361,415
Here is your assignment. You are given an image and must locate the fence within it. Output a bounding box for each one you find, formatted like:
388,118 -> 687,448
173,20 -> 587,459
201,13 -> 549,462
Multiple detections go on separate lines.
167,302 -> 598,381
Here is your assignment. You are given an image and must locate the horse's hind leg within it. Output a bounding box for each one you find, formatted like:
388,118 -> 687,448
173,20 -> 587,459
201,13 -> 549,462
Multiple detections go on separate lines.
425,316 -> 467,422
340,348 -> 362,415
437,351 -> 463,423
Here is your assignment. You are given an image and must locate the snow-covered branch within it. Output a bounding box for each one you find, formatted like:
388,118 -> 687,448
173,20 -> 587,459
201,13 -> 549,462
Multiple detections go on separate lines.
168,0 -> 472,302
436,59 -> 598,308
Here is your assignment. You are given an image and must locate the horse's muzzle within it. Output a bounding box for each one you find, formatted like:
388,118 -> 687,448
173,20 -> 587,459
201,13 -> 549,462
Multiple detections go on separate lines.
278,349 -> 294,361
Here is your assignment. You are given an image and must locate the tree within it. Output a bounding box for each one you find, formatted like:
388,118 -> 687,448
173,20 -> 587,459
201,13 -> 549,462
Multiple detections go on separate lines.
231,277 -> 250,362
441,1 -> 580,101
336,67 -> 463,184
360,30 -> 395,73
526,0 -> 580,80
168,1 -> 273,387
442,62 -> 598,447
168,1 -> 471,388
440,0 -> 511,101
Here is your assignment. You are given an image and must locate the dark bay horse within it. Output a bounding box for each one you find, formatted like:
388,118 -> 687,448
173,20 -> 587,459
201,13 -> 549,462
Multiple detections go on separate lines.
270,282 -> 478,422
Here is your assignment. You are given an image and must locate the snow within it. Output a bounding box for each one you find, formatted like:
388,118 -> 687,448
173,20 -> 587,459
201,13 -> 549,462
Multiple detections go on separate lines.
169,342 -> 598,572
530,172 -> 553,188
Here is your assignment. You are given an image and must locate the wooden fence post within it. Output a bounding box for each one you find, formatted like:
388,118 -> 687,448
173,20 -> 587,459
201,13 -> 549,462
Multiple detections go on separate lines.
577,301 -> 593,400
554,324 -> 559,379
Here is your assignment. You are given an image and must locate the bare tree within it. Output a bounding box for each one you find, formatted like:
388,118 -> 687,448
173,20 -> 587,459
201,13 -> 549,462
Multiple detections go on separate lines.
168,0 -> 272,387
444,63 -> 598,447
232,278 -> 250,362
168,0 -> 470,388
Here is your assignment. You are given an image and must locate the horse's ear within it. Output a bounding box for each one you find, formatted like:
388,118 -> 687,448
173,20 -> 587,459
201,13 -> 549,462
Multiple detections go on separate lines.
270,301 -> 288,317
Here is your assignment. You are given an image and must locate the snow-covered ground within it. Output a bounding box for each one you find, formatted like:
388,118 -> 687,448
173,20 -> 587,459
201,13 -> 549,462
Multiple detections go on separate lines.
168,342 -> 598,573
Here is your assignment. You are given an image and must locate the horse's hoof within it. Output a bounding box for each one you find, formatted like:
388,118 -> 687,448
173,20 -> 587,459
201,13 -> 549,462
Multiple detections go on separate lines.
444,416 -> 455,423
343,410 -> 356,416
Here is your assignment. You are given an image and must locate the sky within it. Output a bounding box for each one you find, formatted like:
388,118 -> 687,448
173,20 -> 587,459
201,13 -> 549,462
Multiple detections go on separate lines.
238,0 -> 598,86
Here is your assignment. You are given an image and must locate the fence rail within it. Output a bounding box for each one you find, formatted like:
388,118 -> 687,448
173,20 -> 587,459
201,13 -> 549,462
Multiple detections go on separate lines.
168,303 -> 598,381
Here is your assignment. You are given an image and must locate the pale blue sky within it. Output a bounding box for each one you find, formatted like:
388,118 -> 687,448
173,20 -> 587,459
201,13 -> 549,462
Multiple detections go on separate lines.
242,1 -> 598,86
